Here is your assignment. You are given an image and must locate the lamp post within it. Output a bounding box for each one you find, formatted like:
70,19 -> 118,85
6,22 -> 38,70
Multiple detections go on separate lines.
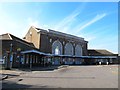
5,43 -> 13,70
30,55 -> 32,69
10,43 -> 13,69
17,48 -> 21,68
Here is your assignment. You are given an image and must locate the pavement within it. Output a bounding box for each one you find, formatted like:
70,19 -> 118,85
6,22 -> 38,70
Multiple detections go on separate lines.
0,74 -> 8,80
1,65 -> 119,89
0,70 -> 19,81
0,65 -> 68,80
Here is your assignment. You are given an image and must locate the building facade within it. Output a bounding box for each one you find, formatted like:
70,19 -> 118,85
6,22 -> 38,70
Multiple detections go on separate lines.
22,26 -> 88,65
87,49 -> 118,65
0,26 -> 118,69
0,33 -> 37,68
24,26 -> 88,56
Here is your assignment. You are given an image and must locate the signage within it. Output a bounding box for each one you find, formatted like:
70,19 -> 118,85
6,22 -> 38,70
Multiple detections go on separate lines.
17,48 -> 21,51
10,54 -> 13,62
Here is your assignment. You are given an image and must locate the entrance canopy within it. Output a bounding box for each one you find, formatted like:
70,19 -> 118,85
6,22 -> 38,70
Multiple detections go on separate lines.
81,56 -> 117,59
21,50 -> 45,55
21,49 -> 117,59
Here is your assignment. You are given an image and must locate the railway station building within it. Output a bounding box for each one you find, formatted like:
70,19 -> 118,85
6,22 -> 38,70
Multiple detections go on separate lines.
0,26 -> 118,69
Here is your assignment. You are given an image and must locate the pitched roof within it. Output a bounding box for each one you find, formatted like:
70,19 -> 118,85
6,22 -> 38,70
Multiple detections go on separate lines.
88,49 -> 115,56
34,26 -> 86,42
21,49 -> 45,55
0,33 -> 12,40
0,33 -> 35,48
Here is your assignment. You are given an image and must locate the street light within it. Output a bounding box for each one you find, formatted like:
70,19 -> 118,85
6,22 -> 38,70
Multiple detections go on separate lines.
9,43 -> 13,55
10,43 -> 13,69
5,43 -> 13,69
17,48 -> 21,68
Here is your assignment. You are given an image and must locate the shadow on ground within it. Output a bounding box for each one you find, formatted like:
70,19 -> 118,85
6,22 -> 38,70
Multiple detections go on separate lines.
2,80 -> 51,90
12,66 -> 62,72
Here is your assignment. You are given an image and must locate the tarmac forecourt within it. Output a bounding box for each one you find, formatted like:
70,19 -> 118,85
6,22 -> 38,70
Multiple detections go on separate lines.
1,65 -> 118,89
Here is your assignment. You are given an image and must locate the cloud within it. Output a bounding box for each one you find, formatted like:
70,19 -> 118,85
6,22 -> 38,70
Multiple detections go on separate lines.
74,13 -> 107,33
53,3 -> 87,33
27,17 -> 51,30
27,18 -> 40,27
76,25 -> 111,41
85,36 -> 96,41
77,33 -> 96,41
88,35 -> 118,54
53,11 -> 79,32
0,8 -> 22,37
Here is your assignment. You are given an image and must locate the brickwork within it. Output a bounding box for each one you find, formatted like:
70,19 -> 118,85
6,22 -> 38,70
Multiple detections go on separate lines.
24,26 -> 88,56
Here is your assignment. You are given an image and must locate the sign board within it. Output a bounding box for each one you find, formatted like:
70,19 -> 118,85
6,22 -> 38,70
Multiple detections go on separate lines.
10,54 -> 13,62
17,48 -> 21,51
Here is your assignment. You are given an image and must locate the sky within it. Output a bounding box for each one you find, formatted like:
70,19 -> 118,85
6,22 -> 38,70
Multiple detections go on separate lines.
0,2 -> 118,54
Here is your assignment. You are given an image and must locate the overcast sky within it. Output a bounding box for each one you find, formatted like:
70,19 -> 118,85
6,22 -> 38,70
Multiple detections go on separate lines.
0,2 -> 118,53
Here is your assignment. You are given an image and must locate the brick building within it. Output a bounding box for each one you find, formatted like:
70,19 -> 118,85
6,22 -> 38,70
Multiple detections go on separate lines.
22,26 -> 88,65
0,33 -> 37,68
87,49 -> 118,65
0,26 -> 118,69
24,26 -> 88,56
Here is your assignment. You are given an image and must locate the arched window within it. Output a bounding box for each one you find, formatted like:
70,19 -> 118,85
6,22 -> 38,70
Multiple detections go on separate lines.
55,46 -> 60,55
75,44 -> 82,56
52,40 -> 62,55
65,43 -> 73,55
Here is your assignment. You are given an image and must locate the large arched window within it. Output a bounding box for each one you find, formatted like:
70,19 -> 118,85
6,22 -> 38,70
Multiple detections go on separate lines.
52,40 -> 62,55
64,43 -> 73,55
75,44 -> 82,56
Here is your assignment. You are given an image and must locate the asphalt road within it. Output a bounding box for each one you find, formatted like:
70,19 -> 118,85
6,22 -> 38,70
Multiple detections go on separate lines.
2,65 -> 118,89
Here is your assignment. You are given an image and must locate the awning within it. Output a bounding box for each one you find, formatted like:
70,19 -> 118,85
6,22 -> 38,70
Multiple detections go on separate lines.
80,56 -> 117,59
21,50 -> 117,59
21,50 -> 45,55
